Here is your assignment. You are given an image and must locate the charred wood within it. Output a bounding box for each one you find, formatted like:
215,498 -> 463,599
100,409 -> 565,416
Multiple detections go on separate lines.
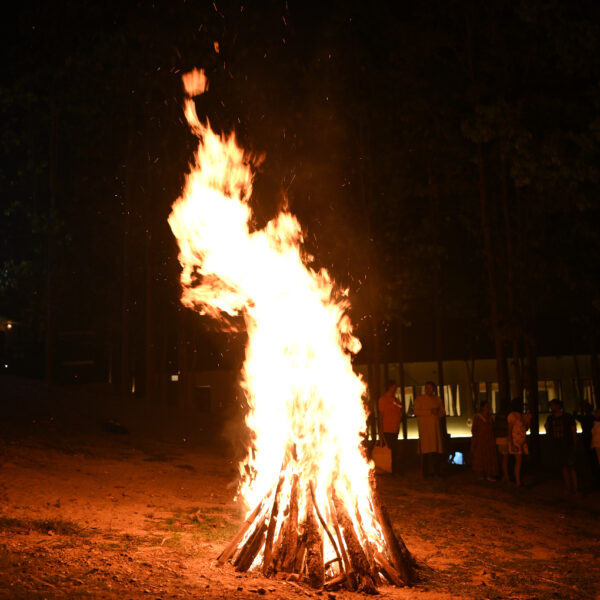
323,573 -> 347,591
303,489 -> 325,589
262,472 -> 285,575
324,557 -> 342,570
333,496 -> 377,594
294,537 -> 307,574
327,496 -> 355,590
309,481 -> 344,575
374,550 -> 403,587
369,475 -> 413,585
275,572 -> 305,583
217,496 -> 266,565
276,474 -> 299,573
354,504 -> 379,581
234,514 -> 267,571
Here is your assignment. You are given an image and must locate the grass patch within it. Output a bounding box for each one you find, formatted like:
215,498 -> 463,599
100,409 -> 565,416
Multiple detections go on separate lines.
0,516 -> 84,536
96,532 -> 162,552
155,506 -> 240,542
162,532 -> 183,548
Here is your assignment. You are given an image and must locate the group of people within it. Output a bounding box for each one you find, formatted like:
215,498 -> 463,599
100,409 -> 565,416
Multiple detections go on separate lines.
377,380 -> 600,491
470,397 -> 532,486
468,396 -> 600,492
378,380 -> 446,478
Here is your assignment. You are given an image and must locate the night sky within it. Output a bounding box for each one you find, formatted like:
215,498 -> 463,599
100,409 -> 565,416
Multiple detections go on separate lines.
2,1 -> 599,393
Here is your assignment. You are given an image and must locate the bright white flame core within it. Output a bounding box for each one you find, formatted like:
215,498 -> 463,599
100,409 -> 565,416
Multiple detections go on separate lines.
169,69 -> 381,551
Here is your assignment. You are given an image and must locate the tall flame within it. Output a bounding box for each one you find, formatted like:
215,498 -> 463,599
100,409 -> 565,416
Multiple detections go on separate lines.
169,69 -> 383,555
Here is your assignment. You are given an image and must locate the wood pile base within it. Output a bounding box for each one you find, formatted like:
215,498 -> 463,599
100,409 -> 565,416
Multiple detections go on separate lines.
216,472 -> 414,592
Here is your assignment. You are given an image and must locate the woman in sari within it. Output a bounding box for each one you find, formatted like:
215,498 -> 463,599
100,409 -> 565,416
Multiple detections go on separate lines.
471,400 -> 499,480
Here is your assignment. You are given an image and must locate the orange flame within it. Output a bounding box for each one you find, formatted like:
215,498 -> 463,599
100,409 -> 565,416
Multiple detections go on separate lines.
169,69 -> 385,562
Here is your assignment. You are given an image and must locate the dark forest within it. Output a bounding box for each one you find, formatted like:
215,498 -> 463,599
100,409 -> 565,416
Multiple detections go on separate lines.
2,0 -> 599,404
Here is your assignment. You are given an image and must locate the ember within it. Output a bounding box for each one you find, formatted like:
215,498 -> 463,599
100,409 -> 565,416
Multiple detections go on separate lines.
169,69 -> 413,592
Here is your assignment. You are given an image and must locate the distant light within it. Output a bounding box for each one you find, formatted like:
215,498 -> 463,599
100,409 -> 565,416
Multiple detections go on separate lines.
4,364 -> 7,369
171,374 -> 179,382
6,323 -> 12,330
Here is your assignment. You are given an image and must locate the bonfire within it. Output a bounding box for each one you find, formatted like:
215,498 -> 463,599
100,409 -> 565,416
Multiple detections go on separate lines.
168,69 -> 413,593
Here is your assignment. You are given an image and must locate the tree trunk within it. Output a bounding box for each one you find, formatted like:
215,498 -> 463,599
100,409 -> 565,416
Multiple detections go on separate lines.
572,352 -> 584,411
511,340 -> 524,401
524,338 -> 540,463
354,78 -> 379,441
397,321 -> 408,440
501,153 -> 523,399
370,314 -> 381,438
434,272 -> 445,412
144,167 -> 155,402
120,112 -> 134,400
478,143 -> 510,407
177,308 -> 193,410
433,270 -> 449,450
357,189 -> 379,438
159,321 -> 169,405
465,356 -> 478,415
44,102 -> 58,385
430,167 -> 449,420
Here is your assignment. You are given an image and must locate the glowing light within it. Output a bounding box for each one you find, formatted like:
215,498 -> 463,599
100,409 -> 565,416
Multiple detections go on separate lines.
169,69 -> 386,569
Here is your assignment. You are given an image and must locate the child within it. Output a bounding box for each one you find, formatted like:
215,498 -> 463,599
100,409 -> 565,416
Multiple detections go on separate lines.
507,397 -> 531,487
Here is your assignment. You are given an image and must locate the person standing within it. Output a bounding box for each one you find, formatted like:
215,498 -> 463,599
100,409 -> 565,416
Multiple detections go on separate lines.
377,381 -> 404,474
507,397 -> 531,487
545,399 -> 578,494
471,400 -> 499,480
414,381 -> 446,477
493,398 -> 510,483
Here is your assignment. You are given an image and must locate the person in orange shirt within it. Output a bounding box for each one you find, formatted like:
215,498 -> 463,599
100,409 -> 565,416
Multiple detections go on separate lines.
378,381 -> 404,474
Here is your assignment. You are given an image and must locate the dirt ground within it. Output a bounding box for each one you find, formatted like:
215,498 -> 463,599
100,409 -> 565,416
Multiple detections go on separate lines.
0,377 -> 599,600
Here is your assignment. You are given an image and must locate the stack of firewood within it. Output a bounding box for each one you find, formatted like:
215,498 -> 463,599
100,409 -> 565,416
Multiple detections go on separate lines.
217,470 -> 413,593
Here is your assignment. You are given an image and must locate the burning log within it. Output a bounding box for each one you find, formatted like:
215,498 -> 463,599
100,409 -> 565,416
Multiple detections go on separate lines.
332,495 -> 378,594
369,474 -> 414,585
219,476 -> 415,591
293,537 -> 307,574
353,503 -> 380,582
217,495 -> 268,566
218,470 -> 415,592
275,473 -> 299,573
262,472 -> 285,576
309,482 -> 344,577
303,486 -> 325,588
234,513 -> 267,571
323,573 -> 347,591
374,550 -> 404,587
327,496 -> 354,589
